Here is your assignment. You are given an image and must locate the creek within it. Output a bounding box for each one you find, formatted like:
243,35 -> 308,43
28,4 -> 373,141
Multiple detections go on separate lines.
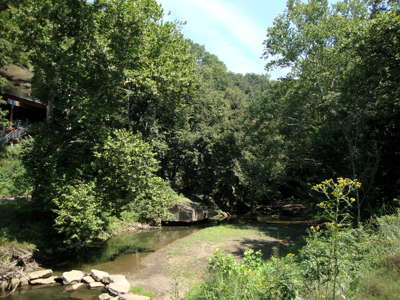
1,226 -> 200,300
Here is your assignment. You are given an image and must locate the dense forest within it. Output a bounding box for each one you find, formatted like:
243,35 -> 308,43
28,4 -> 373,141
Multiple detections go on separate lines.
1,0 -> 400,298
1,0 -> 399,244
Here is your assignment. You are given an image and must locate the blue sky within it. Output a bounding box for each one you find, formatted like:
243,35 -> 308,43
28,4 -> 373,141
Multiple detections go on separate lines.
157,0 -> 290,78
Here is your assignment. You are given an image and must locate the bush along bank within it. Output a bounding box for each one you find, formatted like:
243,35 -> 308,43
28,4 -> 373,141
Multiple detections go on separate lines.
186,178 -> 400,300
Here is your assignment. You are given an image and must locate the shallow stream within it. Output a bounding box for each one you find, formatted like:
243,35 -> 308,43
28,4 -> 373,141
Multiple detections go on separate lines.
1,226 -> 199,300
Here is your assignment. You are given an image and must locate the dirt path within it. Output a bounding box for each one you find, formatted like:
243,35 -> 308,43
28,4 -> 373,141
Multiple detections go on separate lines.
128,223 -> 305,300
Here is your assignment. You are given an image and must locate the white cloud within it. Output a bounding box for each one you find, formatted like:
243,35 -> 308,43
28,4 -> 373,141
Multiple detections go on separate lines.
186,0 -> 265,57
157,0 -> 270,74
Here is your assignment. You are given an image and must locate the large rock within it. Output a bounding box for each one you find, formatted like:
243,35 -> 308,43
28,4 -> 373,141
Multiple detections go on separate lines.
62,270 -> 85,285
82,275 -> 95,284
30,276 -> 57,285
90,269 -> 110,283
118,294 -> 150,300
168,202 -> 208,223
28,269 -> 53,280
107,275 -> 130,296
166,199 -> 228,223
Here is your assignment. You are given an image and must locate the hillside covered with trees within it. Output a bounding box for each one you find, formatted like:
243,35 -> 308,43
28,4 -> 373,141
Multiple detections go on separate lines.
0,0 -> 400,298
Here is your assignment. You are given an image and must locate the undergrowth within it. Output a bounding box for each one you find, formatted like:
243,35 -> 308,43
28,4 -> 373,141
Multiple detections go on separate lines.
186,178 -> 400,300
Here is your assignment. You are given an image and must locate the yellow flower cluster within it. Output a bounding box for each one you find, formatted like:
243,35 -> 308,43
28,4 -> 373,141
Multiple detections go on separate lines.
310,225 -> 320,231
336,177 -> 362,188
312,177 -> 362,191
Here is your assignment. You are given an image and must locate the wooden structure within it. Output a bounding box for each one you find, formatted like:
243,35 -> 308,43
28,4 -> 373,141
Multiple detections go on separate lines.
2,93 -> 47,128
0,64 -> 47,144
1,93 -> 47,144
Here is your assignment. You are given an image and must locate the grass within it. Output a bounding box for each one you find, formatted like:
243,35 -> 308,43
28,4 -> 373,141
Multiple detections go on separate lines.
163,223 -> 306,299
130,286 -> 156,299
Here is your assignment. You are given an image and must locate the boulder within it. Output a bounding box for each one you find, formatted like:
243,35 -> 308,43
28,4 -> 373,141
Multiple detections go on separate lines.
90,269 -> 110,283
107,275 -> 130,295
28,269 -> 53,280
82,275 -> 95,284
168,202 -> 208,223
89,281 -> 105,289
118,294 -> 150,300
62,270 -> 85,285
29,276 -> 57,285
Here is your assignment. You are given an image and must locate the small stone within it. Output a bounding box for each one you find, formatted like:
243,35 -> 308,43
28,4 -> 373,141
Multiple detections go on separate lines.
118,294 -> 150,300
89,281 -> 105,289
90,269 -> 110,282
82,275 -> 95,284
30,276 -> 57,285
65,282 -> 85,291
28,269 -> 53,280
62,270 -> 85,285
99,293 -> 112,300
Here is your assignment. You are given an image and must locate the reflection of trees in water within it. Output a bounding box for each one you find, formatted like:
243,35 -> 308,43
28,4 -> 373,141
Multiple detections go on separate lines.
57,227 -> 198,270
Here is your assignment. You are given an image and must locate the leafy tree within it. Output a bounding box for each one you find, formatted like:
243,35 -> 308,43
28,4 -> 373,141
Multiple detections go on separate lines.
160,42 -> 272,211
14,0 -> 197,244
94,129 -> 174,223
53,181 -> 108,247
252,0 -> 400,217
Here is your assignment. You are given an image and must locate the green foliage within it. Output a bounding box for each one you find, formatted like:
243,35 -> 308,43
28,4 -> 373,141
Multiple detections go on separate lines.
0,143 -> 31,197
163,41 -> 271,211
186,249 -> 300,300
187,179 -> 398,300
94,130 -> 159,213
10,0 -> 196,246
53,181 -> 109,247
94,129 -> 174,224
236,0 -> 400,214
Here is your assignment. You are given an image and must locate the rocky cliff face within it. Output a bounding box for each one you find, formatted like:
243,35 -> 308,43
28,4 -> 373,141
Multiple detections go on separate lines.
0,64 -> 32,97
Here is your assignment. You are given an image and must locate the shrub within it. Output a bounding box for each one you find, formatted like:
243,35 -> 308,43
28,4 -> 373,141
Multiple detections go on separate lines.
187,249 -> 300,300
94,129 -> 174,224
0,143 -> 32,197
52,181 -> 109,247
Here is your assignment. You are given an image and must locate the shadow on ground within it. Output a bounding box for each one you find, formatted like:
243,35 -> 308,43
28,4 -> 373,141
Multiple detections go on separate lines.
224,222 -> 308,259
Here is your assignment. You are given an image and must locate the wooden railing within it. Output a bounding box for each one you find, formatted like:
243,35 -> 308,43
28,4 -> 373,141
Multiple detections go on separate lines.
0,127 -> 27,145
